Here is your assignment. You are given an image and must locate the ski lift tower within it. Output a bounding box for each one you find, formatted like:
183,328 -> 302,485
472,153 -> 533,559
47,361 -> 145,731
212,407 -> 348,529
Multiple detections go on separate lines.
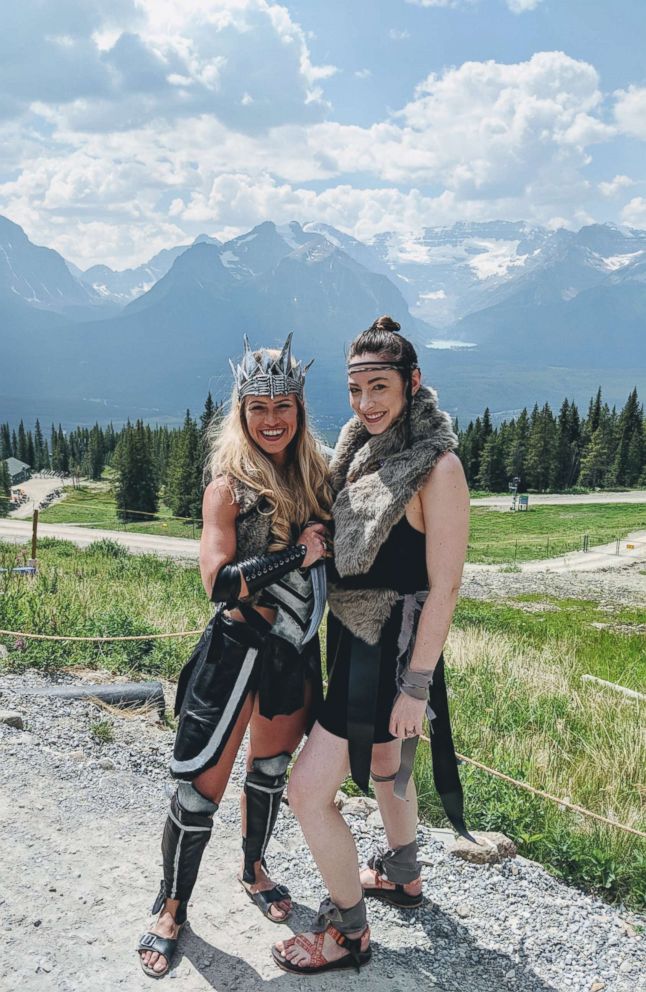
509,476 -> 520,511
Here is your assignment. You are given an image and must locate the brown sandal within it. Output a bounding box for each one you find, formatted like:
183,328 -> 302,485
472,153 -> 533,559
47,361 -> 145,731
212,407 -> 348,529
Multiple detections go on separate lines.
272,924 -> 371,975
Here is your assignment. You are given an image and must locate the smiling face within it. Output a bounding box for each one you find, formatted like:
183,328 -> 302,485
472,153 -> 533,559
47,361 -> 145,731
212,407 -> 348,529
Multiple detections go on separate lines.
243,393 -> 300,463
348,353 -> 421,434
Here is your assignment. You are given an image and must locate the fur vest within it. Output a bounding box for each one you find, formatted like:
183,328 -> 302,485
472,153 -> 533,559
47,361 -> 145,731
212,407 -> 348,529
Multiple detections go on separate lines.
328,386 -> 457,644
230,478 -> 273,560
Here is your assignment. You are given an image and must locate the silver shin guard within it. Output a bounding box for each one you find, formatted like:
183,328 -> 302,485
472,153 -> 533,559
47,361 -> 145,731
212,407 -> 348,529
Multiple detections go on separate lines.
158,783 -> 218,919
368,840 -> 420,884
242,752 -> 291,883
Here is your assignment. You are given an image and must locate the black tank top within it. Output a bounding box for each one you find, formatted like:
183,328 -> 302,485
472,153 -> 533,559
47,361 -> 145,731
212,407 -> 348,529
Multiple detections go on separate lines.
328,515 -> 427,594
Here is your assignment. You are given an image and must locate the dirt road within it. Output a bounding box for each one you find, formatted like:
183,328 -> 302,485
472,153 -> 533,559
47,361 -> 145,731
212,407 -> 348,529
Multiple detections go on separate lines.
473,491 -> 646,509
0,519 -> 199,560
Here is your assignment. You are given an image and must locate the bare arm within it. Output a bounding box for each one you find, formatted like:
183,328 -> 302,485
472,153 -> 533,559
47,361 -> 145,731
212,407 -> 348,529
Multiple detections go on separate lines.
199,478 -> 329,603
409,451 -> 469,672
199,477 -> 242,599
389,452 -> 469,738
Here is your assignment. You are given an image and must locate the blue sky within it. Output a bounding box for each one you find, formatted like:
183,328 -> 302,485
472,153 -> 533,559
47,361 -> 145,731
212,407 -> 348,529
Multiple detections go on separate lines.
1,0 -> 645,268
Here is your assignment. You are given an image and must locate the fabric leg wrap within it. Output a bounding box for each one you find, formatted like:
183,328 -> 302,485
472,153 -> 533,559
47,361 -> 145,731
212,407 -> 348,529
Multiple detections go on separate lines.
370,770 -> 397,783
315,896 -> 367,935
242,752 -> 291,883
368,841 -> 420,884
158,783 -> 218,916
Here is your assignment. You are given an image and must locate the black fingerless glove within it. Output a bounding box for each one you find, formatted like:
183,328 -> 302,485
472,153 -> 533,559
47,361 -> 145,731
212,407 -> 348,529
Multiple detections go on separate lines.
211,545 -> 307,607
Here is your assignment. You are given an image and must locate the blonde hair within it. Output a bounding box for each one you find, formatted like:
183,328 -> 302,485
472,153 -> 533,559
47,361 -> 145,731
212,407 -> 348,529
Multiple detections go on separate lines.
205,350 -> 332,549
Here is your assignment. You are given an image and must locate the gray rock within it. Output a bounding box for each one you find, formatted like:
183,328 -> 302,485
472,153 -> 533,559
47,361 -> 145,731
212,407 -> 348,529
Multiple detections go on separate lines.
448,831 -> 517,864
97,758 -> 116,770
0,645 -> 8,659
340,796 -> 378,817
0,710 -> 24,729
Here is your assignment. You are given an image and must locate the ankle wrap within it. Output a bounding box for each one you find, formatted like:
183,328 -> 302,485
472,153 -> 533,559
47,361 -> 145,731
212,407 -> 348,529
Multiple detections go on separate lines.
315,896 -> 367,935
368,840 -> 420,884
242,752 -> 291,883
161,788 -> 217,904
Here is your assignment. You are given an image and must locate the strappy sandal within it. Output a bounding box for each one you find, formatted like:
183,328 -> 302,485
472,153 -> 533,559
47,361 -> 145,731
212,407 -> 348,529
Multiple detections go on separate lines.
362,854 -> 423,908
240,878 -> 292,923
272,924 -> 372,975
137,882 -> 186,979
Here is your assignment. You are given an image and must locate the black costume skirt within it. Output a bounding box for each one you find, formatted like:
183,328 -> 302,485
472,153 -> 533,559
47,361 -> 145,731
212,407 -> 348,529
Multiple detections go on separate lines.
169,609 -> 322,781
320,604 -> 404,743
319,602 -> 472,840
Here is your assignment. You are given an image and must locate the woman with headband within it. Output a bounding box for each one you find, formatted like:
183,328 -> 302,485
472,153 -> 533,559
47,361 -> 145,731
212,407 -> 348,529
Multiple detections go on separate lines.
138,334 -> 331,979
273,315 -> 472,976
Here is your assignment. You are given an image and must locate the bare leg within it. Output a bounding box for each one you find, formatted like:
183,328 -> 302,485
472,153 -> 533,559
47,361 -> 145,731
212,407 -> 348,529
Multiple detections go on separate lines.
275,722 -> 370,969
360,738 -> 422,897
140,692 -> 254,975
239,685 -> 312,921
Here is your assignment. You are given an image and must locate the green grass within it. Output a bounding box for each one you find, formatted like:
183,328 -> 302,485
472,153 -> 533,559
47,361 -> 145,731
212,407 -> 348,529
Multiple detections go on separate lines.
1,539 -> 644,908
90,718 -> 114,744
0,538 -> 210,676
412,596 -> 646,908
468,503 -> 646,563
39,486 -> 200,540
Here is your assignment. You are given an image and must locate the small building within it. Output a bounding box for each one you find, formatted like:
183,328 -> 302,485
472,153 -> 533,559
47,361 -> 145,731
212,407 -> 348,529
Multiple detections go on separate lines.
4,457 -> 31,485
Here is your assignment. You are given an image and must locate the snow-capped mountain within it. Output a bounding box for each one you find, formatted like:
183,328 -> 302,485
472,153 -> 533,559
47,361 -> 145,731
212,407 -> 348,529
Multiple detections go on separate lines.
0,215 -> 102,315
76,234 -> 222,304
2,214 -> 645,428
367,221 -> 646,330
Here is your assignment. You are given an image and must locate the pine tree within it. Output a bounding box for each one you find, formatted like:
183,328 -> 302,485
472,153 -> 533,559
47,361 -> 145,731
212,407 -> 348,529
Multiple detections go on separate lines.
477,431 -> 507,492
525,403 -> 557,492
0,459 -> 11,517
114,420 -> 158,522
505,408 -> 529,489
166,411 -> 203,520
611,388 -> 644,486
17,420 -> 29,463
0,424 -> 11,460
33,419 -> 45,471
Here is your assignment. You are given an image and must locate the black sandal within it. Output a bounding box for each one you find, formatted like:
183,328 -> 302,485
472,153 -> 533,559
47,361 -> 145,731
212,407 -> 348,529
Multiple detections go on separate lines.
138,927 -> 184,979
362,879 -> 423,908
272,923 -> 372,975
240,878 -> 292,923
138,882 -> 187,979
362,853 -> 423,908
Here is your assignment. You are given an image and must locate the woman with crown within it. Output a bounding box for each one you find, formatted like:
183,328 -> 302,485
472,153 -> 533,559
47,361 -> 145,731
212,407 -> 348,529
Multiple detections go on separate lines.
138,334 -> 332,979
273,316 -> 471,976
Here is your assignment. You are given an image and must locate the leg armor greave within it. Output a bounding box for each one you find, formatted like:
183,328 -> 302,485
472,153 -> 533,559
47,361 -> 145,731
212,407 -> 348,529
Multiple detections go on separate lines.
242,752 -> 291,883
157,782 -> 218,921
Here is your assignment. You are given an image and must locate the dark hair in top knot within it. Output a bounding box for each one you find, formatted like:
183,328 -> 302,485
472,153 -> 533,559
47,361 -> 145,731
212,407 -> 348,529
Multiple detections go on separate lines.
348,314 -> 419,372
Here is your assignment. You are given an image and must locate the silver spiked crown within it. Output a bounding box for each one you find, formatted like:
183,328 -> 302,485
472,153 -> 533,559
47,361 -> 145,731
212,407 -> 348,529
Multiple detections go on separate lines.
229,333 -> 313,401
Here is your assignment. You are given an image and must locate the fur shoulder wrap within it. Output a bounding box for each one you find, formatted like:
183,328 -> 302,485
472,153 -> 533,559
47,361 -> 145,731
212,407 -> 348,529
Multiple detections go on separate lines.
229,478 -> 273,560
327,386 -> 457,643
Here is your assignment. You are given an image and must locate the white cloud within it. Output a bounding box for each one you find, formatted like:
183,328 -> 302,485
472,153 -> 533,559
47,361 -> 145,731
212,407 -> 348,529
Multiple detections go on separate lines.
309,53 -> 610,195
389,29 -> 411,40
621,197 -> 646,230
614,85 -> 646,140
405,0 -> 460,6
598,175 -> 634,198
355,69 -> 372,79
0,29 -> 626,267
0,0 -> 334,133
506,0 -> 543,12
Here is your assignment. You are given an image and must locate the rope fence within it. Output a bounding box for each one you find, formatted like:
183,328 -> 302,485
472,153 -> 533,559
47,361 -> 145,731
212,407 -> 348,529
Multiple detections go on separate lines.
0,619 -> 642,840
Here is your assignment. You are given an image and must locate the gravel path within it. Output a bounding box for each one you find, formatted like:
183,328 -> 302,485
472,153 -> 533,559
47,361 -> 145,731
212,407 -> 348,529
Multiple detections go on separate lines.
461,556 -> 646,606
1,670 -> 644,992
